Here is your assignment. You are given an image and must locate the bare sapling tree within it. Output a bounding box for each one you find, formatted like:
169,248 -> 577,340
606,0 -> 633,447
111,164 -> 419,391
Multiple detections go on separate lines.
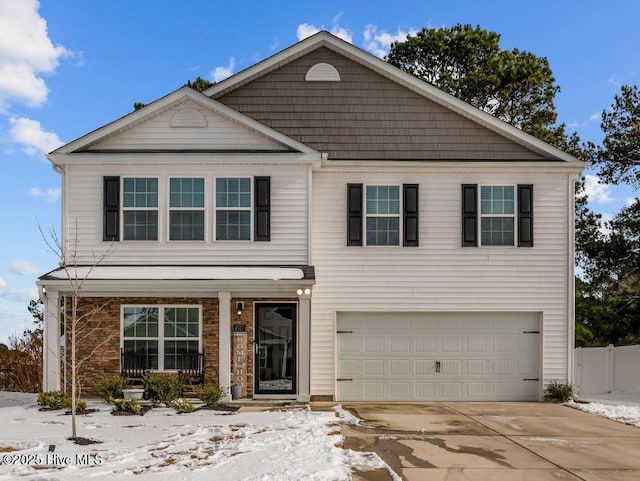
40,222 -> 115,440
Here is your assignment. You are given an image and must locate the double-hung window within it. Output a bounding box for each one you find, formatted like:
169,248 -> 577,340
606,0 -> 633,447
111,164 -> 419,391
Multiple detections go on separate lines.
462,184 -> 533,248
366,185 -> 400,246
123,178 -> 158,240
169,178 -> 205,241
480,185 -> 515,246
122,305 -> 201,371
216,177 -> 251,240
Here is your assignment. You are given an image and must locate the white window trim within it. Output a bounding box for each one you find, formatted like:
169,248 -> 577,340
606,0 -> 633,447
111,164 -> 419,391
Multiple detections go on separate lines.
479,184 -> 517,247
121,176 -> 160,242
214,176 -> 253,242
167,176 -> 207,242
120,304 -> 203,372
364,183 -> 402,247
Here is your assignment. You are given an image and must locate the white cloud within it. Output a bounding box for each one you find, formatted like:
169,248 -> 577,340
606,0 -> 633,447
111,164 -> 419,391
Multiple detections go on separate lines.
296,18 -> 353,43
0,303 -> 33,343
28,186 -> 60,202
589,112 -> 601,122
212,56 -> 236,82
9,260 -> 40,276
269,38 -> 280,51
627,197 -> 638,206
0,285 -> 38,303
584,174 -> 615,204
363,25 -> 417,58
0,277 -> 5,288
9,116 -> 63,157
0,0 -> 68,109
296,23 -> 321,40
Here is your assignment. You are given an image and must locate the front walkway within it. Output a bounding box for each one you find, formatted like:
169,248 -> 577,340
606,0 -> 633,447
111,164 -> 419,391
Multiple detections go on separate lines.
334,402 -> 640,481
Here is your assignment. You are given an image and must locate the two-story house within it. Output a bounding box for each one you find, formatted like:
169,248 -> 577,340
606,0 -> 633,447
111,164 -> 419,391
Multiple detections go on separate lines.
38,31 -> 585,402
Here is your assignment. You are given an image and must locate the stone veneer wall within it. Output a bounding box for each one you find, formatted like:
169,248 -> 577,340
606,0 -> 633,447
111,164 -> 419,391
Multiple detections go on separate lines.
64,297 -> 219,394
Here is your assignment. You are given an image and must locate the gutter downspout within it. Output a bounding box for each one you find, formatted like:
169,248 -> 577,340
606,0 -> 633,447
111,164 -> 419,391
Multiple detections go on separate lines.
567,173 -> 579,386
47,155 -> 65,266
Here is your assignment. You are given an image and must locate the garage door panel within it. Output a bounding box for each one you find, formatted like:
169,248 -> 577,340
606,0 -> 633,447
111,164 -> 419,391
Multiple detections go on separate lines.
364,337 -> 384,352
415,359 -> 435,375
336,312 -> 541,402
467,359 -> 487,375
390,337 -> 410,352
415,338 -> 435,352
390,359 -> 410,375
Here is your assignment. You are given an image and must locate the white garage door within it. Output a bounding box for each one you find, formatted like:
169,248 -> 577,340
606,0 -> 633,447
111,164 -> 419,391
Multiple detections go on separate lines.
337,312 -> 540,401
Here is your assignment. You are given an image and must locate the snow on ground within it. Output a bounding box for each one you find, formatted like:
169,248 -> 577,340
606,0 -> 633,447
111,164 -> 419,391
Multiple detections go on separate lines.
568,399 -> 640,428
0,399 -> 393,481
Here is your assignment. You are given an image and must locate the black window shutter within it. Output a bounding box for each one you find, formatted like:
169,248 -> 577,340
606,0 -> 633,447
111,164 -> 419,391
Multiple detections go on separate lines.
347,183 -> 363,246
518,184 -> 534,247
254,176 -> 271,241
103,176 -> 120,241
403,184 -> 419,246
462,184 -> 478,247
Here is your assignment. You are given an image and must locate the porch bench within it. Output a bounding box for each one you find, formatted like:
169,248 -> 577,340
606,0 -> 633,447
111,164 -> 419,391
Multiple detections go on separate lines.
120,349 -> 205,388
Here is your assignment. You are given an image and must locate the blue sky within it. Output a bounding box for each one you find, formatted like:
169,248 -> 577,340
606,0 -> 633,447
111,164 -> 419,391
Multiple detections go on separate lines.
0,0 -> 638,342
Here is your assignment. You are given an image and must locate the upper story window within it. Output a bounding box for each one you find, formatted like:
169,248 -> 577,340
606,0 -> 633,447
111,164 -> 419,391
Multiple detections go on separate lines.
366,185 -> 400,246
169,178 -> 205,241
123,178 -> 158,241
347,183 -> 418,247
462,184 -> 533,248
480,185 -> 515,246
103,175 -> 271,243
216,177 -> 251,240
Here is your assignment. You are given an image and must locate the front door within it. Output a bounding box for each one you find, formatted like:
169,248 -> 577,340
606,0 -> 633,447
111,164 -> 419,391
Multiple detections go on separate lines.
254,303 -> 297,395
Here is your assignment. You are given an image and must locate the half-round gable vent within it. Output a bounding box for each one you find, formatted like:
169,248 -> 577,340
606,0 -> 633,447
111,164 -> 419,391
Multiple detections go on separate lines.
170,109 -> 207,128
305,63 -> 341,81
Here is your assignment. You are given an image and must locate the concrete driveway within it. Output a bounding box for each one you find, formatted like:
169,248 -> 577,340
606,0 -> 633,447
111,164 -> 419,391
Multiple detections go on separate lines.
338,402 -> 640,481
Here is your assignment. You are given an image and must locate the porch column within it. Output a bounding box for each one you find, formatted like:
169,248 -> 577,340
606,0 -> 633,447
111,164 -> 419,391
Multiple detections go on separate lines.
42,289 -> 61,391
218,291 -> 231,402
298,295 -> 311,402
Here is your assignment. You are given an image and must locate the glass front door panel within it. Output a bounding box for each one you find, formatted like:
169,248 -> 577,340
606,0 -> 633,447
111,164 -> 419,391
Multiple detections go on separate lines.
255,303 -> 296,394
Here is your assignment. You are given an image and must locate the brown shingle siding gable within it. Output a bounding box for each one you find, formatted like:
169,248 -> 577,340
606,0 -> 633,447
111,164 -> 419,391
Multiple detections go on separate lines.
215,47 -> 547,161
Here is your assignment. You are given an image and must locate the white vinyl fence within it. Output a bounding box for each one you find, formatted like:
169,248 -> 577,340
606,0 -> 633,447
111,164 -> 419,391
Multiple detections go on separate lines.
574,344 -> 640,396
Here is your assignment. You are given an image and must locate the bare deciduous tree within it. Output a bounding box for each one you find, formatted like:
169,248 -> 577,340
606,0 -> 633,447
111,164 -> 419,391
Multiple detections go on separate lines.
40,223 -> 115,439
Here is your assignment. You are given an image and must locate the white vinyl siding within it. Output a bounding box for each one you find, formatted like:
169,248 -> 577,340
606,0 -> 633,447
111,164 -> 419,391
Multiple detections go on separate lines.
88,99 -> 290,152
66,163 -> 309,265
310,169 -> 572,399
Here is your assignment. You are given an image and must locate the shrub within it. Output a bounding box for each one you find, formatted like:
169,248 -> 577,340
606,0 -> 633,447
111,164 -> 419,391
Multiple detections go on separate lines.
194,383 -> 224,406
112,398 -> 142,415
70,400 -> 88,415
544,381 -> 574,403
143,373 -> 183,404
168,398 -> 195,414
37,390 -> 71,409
96,374 -> 128,403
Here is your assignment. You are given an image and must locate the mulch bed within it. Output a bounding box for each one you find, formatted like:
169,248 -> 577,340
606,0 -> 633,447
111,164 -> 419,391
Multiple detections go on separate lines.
111,404 -> 153,416
69,437 -> 103,445
196,403 -> 239,412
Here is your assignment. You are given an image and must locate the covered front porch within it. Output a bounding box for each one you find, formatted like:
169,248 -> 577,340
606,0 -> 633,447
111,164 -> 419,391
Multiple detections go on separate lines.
37,265 -> 314,402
